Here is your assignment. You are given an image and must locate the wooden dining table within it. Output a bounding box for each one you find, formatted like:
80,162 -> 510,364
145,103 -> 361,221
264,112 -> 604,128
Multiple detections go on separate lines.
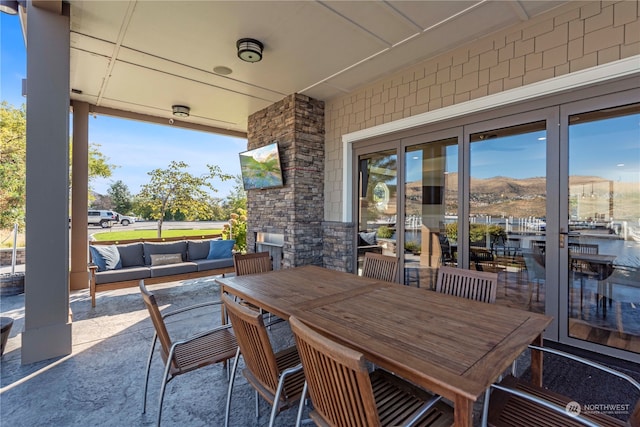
216,265 -> 553,427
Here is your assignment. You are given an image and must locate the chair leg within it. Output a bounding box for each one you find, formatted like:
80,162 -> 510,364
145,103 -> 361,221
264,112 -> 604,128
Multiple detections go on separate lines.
295,382 -> 308,427
268,375 -> 287,427
481,387 -> 491,427
142,333 -> 158,414
255,390 -> 259,418
224,347 -> 241,427
157,352 -> 174,427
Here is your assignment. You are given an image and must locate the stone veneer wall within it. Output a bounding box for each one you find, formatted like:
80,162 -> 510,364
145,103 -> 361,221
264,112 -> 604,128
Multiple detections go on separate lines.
322,221 -> 354,272
246,94 -> 325,268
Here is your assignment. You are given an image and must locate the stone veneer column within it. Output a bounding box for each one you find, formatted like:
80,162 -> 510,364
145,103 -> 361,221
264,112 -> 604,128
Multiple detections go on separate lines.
246,94 -> 325,268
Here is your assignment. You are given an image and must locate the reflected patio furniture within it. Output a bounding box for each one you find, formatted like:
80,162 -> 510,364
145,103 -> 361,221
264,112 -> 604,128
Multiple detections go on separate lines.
289,316 -> 454,427
362,252 -> 399,283
522,250 -> 545,308
139,280 -> 238,427
222,293 -> 305,427
435,266 -> 497,304
482,344 -> 640,427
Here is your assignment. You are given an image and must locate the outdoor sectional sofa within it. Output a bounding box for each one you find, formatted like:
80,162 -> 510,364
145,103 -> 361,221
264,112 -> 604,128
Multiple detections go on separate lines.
88,235 -> 235,307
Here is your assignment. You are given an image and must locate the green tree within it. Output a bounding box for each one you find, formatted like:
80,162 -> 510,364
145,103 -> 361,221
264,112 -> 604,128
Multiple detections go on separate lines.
0,102 -> 116,230
222,175 -> 247,216
137,160 -> 232,237
0,102 -> 26,229
70,141 -> 116,200
107,180 -> 132,213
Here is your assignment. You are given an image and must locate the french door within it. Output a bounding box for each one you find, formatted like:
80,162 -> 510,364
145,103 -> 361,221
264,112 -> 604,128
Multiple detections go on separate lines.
353,89 -> 639,360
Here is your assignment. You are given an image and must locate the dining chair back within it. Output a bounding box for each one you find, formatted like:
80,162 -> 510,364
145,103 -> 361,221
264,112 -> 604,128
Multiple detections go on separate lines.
139,280 -> 237,426
362,252 -> 399,282
289,316 -> 454,427
222,293 -> 305,427
233,251 -> 273,276
435,266 -> 497,303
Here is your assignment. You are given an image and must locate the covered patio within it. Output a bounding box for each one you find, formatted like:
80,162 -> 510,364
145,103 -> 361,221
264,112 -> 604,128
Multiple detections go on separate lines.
2,1 -> 639,423
2,276 -> 638,426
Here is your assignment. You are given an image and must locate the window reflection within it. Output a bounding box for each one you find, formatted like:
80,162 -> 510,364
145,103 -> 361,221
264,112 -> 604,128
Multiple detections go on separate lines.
567,103 -> 640,353
469,121 -> 547,313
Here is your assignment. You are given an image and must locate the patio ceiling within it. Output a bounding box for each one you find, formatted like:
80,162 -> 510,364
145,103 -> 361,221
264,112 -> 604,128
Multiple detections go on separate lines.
67,1 -> 568,136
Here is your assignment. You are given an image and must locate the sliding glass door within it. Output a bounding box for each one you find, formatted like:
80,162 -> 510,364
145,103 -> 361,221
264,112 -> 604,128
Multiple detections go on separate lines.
356,148 -> 398,275
563,100 -> 640,355
467,121 -> 549,313
403,137 -> 458,288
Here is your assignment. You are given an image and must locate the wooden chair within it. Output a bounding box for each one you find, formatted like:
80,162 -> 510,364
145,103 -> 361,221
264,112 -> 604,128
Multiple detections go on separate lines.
233,251 -> 273,275
362,252 -> 399,283
289,316 -> 454,427
483,345 -> 640,427
139,280 -> 238,427
435,266 -> 498,304
232,251 -> 283,326
222,293 -> 305,427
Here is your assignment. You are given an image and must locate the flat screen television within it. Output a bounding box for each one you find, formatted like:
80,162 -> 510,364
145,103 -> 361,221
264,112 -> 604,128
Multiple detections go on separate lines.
239,142 -> 285,190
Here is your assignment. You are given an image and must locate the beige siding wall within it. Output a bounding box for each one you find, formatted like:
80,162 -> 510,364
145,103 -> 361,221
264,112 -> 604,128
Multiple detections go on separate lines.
324,0 -> 640,221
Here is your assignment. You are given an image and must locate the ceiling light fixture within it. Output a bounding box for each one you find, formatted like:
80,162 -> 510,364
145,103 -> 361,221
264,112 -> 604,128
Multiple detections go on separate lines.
236,38 -> 263,63
0,0 -> 19,15
172,105 -> 190,118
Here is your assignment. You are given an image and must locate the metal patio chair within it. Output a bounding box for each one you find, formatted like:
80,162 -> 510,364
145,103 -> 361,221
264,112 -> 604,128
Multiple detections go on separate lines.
289,316 -> 454,427
139,280 -> 238,427
222,293 -> 305,427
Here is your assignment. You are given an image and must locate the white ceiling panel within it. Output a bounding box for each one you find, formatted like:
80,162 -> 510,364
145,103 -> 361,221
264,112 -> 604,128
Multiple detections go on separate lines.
67,0 -> 570,134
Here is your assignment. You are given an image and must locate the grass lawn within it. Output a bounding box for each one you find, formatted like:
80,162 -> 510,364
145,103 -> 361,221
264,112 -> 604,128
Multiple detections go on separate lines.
91,228 -> 223,241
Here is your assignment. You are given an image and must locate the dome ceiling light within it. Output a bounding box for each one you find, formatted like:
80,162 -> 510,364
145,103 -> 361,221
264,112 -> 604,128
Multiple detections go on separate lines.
236,38 -> 263,63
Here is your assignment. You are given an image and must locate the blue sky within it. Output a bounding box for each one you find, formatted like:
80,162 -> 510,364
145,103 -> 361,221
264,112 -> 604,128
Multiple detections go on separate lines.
1,13 -> 246,199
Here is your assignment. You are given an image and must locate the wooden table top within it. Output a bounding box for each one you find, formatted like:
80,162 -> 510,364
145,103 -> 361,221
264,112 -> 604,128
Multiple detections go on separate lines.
216,265 -> 395,319
216,265 -> 553,426
295,284 -> 551,401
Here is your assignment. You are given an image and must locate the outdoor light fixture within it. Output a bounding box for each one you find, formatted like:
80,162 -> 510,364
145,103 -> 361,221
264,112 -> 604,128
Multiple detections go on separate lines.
236,38 -> 263,63
0,0 -> 19,15
171,105 -> 190,118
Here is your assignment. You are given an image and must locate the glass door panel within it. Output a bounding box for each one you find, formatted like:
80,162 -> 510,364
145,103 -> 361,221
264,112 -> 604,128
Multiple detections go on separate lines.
567,103 -> 640,353
469,122 -> 547,313
357,150 -> 398,275
404,138 -> 458,288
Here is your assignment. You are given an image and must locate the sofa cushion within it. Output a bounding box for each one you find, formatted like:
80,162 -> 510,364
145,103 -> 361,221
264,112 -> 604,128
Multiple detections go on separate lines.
207,240 -> 235,260
94,266 -> 150,285
89,245 -> 122,272
149,262 -> 197,278
117,242 -> 145,268
144,241 -> 188,266
187,239 -> 219,261
192,258 -> 234,272
358,231 -> 377,246
150,253 -> 183,266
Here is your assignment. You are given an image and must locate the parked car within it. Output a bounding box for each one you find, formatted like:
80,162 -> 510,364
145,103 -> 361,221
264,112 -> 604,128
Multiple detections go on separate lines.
114,213 -> 136,226
88,210 -> 116,228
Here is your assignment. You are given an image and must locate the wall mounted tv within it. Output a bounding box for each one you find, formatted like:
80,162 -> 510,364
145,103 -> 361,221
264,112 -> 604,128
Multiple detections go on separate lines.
239,142 -> 285,190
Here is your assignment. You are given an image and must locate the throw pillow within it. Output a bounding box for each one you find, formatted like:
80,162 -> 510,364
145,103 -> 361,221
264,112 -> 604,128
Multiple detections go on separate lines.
207,239 -> 235,260
150,253 -> 183,266
89,245 -> 122,272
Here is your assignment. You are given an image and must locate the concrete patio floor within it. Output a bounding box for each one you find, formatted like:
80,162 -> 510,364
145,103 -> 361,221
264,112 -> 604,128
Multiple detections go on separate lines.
1,274 -> 638,426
